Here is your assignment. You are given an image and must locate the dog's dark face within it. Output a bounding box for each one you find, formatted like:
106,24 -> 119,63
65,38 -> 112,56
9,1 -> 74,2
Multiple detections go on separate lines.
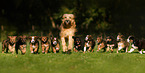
29,36 -> 38,43
62,14 -> 75,28
19,36 -> 27,43
51,37 -> 58,46
106,36 -> 114,44
8,36 -> 17,44
73,37 -> 81,46
40,36 -> 48,43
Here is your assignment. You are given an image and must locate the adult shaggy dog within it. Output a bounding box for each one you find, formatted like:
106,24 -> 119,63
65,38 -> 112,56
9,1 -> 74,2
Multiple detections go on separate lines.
60,14 -> 76,54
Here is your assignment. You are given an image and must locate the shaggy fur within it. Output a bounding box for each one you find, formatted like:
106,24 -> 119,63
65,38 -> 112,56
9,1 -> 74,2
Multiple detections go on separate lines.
60,14 -> 76,53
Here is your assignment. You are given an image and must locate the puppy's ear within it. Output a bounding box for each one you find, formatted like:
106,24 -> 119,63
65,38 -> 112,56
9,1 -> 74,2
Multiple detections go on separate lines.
39,36 -> 42,39
72,36 -> 76,39
51,37 -> 53,40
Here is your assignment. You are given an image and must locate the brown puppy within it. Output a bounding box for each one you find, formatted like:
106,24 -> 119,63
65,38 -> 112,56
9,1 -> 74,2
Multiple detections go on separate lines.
97,36 -> 106,52
29,36 -> 39,54
84,35 -> 96,53
40,36 -> 50,54
16,35 -> 27,54
117,34 -> 129,53
2,36 -> 17,54
51,37 -> 60,53
60,14 -> 76,54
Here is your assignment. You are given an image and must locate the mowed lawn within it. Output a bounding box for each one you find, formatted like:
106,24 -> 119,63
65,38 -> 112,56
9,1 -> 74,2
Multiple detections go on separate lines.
0,42 -> 145,73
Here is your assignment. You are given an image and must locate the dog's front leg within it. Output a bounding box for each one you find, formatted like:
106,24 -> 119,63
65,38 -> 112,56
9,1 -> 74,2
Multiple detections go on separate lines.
45,45 -> 49,54
30,44 -> 34,53
61,37 -> 67,52
8,44 -> 15,54
83,44 -> 87,53
41,45 -> 45,53
68,36 -> 73,51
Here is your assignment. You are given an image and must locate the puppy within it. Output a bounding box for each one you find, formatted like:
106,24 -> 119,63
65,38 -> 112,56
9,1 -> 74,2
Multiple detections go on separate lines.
127,36 -> 138,53
40,36 -> 50,54
127,36 -> 145,54
84,35 -> 96,53
106,36 -> 117,53
97,36 -> 106,52
73,36 -> 84,52
2,36 -> 17,54
60,14 -> 76,54
116,34 -> 129,53
51,37 -> 60,53
2,39 -> 9,53
16,35 -> 27,54
29,36 -> 39,54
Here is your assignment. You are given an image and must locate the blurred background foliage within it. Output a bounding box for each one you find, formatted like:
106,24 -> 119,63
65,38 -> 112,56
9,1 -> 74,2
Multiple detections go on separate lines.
0,0 -> 145,41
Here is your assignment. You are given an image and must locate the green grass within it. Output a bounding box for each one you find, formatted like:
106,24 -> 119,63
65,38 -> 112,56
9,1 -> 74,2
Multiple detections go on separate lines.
0,42 -> 145,73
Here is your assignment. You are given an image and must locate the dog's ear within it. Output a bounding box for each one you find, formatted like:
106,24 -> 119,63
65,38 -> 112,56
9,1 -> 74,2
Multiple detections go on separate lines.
7,36 -> 11,39
17,36 -> 22,40
39,36 -> 42,40
72,36 -> 76,39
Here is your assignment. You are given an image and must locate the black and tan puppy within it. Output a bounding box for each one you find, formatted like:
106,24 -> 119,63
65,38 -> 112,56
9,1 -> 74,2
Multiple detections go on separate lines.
116,34 -> 129,53
40,36 -> 50,54
106,36 -> 117,53
2,36 -> 17,54
29,36 -> 39,54
97,36 -> 106,52
51,37 -> 60,53
84,35 -> 96,53
16,35 -> 27,54
73,36 -> 84,52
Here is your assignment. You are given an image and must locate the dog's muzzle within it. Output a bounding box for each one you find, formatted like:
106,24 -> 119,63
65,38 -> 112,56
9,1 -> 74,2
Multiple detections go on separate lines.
53,41 -> 57,46
64,20 -> 71,25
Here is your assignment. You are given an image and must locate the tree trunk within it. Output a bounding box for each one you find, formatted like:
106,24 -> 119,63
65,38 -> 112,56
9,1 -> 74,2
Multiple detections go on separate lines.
50,16 -> 56,28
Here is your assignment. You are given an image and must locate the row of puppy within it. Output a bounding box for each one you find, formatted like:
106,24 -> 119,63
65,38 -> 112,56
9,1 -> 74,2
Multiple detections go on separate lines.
2,36 -> 59,54
74,34 -> 145,54
2,34 -> 145,54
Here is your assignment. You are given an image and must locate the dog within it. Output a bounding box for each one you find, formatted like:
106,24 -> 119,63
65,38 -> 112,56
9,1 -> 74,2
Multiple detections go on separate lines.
2,39 -> 9,53
84,35 -> 96,53
2,36 -> 17,54
29,36 -> 39,54
116,34 -> 129,53
51,37 -> 60,53
97,36 -> 106,52
127,36 -> 145,54
106,36 -> 117,53
40,36 -> 50,54
16,35 -> 27,54
60,14 -> 76,54
73,36 -> 84,52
